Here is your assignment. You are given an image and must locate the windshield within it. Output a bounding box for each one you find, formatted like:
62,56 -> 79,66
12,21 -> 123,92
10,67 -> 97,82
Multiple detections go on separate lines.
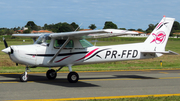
35,34 -> 51,46
79,39 -> 93,48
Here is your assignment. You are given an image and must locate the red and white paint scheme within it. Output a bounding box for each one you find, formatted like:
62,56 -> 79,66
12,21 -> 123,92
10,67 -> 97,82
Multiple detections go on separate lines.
2,17 -> 178,83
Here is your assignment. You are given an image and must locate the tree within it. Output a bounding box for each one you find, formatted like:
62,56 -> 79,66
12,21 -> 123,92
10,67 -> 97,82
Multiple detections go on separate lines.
88,24 -> 97,30
23,29 -> 31,33
103,21 -> 118,29
6,29 -> 15,35
56,22 -> 74,32
25,21 -> 39,31
128,29 -> 136,31
146,24 -> 155,33
71,22 -> 79,30
170,21 -> 180,36
119,28 -> 126,30
173,21 -> 180,30
137,28 -> 144,32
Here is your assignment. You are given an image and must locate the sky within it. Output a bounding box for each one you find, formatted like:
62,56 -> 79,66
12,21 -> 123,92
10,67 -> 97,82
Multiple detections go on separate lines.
0,0 -> 180,30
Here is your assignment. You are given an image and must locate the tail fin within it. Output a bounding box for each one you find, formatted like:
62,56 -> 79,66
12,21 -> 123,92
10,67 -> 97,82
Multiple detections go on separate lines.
144,16 -> 175,51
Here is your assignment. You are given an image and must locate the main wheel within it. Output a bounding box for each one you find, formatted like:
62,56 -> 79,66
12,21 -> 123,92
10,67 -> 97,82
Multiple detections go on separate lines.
20,72 -> 28,82
46,69 -> 57,80
67,72 -> 79,83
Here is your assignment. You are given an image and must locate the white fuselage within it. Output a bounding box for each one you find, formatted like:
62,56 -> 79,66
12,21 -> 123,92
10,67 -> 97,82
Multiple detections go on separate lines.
9,38 -> 156,67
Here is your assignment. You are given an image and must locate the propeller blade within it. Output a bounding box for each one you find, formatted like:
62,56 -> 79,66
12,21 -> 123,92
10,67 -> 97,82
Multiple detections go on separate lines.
3,37 -> 8,48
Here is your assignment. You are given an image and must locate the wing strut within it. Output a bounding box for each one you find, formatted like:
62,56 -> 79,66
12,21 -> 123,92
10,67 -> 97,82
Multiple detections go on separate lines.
48,37 -> 70,63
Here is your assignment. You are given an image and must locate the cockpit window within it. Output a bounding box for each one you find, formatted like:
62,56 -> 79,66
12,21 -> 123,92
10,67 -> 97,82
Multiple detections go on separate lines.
79,39 -> 93,48
35,34 -> 51,46
54,39 -> 74,48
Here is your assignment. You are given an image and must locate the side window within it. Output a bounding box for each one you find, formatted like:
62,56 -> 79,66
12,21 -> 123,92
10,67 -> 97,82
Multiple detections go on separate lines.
79,39 -> 93,48
54,39 -> 74,48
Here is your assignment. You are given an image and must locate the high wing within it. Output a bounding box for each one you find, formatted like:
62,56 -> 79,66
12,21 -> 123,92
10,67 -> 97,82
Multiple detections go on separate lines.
12,33 -> 47,43
12,29 -> 138,39
12,34 -> 42,38
49,29 -> 138,38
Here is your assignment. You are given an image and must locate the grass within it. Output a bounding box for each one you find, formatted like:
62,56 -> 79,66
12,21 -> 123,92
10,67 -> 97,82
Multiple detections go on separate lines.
86,96 -> 180,101
0,37 -> 180,73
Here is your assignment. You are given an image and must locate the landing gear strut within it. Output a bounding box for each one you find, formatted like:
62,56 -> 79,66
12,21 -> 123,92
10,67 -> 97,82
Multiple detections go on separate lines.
67,65 -> 79,83
19,66 -> 29,82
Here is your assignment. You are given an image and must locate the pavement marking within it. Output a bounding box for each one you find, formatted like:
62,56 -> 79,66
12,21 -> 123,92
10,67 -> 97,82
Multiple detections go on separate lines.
159,72 -> 169,74
1,77 -> 180,84
7,93 -> 180,101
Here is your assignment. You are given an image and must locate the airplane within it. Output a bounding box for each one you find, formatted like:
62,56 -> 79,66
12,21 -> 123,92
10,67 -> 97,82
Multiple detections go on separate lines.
1,16 -> 178,83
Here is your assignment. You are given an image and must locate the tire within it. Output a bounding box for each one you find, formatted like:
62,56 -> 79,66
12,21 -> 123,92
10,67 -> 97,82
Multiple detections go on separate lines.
67,72 -> 79,83
20,73 -> 28,82
46,69 -> 57,80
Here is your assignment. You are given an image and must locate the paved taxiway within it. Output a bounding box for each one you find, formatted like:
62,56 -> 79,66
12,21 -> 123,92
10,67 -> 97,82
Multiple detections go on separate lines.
0,70 -> 180,100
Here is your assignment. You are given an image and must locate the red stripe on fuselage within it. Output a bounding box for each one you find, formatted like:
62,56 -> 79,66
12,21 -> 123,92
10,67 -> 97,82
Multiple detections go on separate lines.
55,55 -> 71,63
75,48 -> 99,61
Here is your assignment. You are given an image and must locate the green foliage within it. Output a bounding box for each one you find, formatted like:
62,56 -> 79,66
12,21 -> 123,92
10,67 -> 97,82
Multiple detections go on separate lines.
71,22 -> 79,30
56,22 -> 74,32
43,22 -> 75,32
25,21 -> 39,31
0,28 -> 15,35
128,29 -> 136,31
103,21 -> 118,29
170,21 -> 180,36
87,96 -> 180,101
119,28 -> 126,30
89,24 -> 97,30
23,29 -> 31,33
173,21 -> 180,30
146,24 -> 155,33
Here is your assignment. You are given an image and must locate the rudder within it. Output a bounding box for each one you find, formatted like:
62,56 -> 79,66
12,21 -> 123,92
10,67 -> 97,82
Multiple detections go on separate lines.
144,16 -> 175,51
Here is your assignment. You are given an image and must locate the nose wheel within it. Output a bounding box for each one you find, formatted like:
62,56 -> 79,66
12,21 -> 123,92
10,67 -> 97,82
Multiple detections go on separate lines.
20,66 -> 29,82
20,72 -> 28,82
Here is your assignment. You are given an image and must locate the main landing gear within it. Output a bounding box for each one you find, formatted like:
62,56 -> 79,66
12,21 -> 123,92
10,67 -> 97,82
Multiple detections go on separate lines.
46,66 -> 79,83
19,66 -> 79,83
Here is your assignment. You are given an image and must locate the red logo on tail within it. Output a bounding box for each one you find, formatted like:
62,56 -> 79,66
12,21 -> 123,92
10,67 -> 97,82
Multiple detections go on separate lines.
150,31 -> 166,44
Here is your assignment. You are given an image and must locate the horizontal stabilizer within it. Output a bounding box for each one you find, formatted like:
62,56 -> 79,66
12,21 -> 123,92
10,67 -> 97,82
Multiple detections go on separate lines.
141,50 -> 178,55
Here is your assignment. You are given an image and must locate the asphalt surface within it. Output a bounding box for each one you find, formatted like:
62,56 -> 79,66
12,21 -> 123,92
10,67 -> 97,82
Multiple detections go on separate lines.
0,70 -> 180,100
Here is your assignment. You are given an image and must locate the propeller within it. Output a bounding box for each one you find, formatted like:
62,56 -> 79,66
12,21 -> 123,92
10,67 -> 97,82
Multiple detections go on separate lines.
2,37 -> 13,54
3,37 -> 8,48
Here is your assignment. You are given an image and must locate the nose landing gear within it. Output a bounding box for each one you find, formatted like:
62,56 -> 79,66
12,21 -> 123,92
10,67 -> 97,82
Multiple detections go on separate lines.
19,66 -> 29,82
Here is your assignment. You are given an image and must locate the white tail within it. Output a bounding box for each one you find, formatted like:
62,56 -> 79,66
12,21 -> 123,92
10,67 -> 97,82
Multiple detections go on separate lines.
144,16 -> 175,51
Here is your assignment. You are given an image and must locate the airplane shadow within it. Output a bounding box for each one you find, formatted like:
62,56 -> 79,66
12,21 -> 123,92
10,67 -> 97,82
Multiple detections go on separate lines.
0,74 -> 99,87
0,73 -> 158,87
80,75 -> 158,80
